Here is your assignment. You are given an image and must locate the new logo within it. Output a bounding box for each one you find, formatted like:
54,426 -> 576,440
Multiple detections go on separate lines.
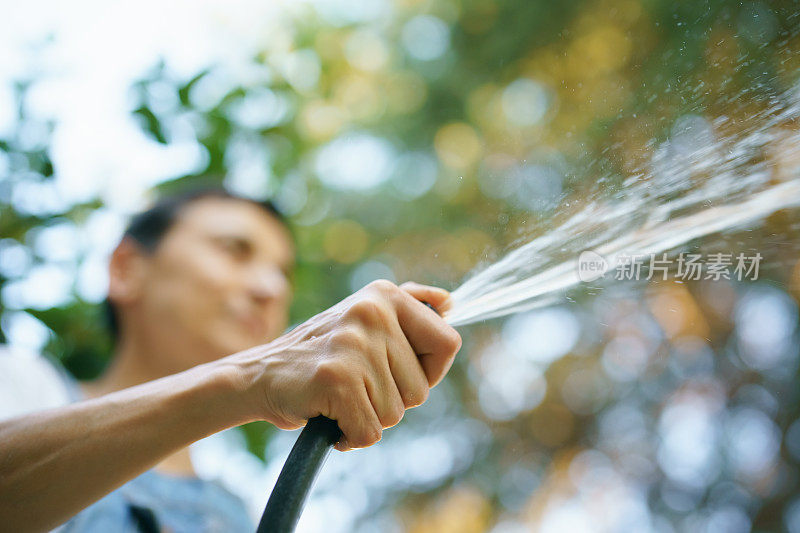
577,250 -> 608,282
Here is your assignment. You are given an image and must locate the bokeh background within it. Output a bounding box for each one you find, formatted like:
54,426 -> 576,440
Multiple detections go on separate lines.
2,0 -> 800,531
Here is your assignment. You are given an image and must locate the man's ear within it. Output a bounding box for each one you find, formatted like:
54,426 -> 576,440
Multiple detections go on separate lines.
107,237 -> 149,307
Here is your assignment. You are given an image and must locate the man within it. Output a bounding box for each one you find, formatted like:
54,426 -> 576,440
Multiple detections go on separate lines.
0,187 -> 461,532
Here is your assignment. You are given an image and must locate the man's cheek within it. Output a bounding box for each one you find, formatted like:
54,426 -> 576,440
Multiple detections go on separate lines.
174,288 -> 224,335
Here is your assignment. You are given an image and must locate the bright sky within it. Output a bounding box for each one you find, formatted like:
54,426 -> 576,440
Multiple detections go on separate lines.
0,0 -> 296,209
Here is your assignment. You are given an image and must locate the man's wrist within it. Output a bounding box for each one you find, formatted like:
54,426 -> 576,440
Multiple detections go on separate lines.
202,350 -> 269,428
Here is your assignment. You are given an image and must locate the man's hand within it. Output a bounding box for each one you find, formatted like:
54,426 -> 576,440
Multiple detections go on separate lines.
228,280 -> 461,451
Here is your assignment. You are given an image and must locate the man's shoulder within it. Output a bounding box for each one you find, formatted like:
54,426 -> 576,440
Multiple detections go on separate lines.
0,344 -> 75,421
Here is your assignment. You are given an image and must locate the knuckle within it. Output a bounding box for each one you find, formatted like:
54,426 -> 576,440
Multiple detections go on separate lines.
331,327 -> 367,351
347,299 -> 387,325
443,328 -> 462,354
312,360 -> 340,386
368,279 -> 397,295
366,425 -> 383,446
312,360 -> 352,388
406,384 -> 429,408
398,281 -> 416,291
381,401 -> 405,428
353,425 -> 382,448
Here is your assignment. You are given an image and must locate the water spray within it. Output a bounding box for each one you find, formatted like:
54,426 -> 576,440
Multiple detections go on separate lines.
256,89 -> 800,531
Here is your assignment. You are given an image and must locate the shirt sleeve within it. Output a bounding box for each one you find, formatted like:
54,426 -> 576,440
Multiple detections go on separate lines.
0,345 -> 73,422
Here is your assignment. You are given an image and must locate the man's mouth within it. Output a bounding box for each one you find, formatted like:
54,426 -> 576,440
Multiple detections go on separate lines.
233,309 -> 269,338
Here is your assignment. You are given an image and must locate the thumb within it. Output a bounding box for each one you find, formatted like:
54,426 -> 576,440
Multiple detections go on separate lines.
398,282 -> 453,314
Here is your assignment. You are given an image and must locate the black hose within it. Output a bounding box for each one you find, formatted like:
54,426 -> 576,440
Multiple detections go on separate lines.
256,415 -> 341,532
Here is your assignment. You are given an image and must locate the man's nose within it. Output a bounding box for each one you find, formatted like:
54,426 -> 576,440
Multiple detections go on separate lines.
247,265 -> 289,302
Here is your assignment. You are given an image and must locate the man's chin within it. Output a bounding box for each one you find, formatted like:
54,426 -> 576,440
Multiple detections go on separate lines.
211,332 -> 267,357
198,321 -> 276,360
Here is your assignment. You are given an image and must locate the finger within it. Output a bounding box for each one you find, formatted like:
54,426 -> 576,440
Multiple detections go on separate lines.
364,354 -> 406,429
399,281 -> 453,314
331,379 -> 383,452
385,316 -> 431,409
391,288 -> 462,388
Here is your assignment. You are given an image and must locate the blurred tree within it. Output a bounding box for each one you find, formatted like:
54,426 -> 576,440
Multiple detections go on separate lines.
2,0 -> 800,530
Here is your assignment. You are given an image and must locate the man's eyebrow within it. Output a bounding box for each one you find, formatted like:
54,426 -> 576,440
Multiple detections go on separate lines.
209,232 -> 250,244
212,231 -> 295,270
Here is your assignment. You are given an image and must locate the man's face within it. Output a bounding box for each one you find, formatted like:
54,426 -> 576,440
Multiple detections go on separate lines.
134,197 -> 294,369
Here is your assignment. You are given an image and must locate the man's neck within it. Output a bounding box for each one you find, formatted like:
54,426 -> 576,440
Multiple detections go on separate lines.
79,338 -> 198,478
81,341 -> 163,397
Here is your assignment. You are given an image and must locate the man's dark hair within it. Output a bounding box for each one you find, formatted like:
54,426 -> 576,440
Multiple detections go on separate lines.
103,186 -> 289,343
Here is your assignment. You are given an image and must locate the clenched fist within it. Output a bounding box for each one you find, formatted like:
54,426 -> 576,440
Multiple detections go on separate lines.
226,280 -> 461,451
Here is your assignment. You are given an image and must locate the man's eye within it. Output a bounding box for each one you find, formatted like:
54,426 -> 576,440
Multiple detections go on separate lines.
220,239 -> 250,258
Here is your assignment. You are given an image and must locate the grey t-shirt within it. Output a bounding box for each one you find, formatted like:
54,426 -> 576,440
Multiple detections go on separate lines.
0,345 -> 254,532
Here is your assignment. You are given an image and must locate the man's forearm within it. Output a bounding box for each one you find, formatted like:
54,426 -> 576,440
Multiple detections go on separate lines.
0,360 -> 254,532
